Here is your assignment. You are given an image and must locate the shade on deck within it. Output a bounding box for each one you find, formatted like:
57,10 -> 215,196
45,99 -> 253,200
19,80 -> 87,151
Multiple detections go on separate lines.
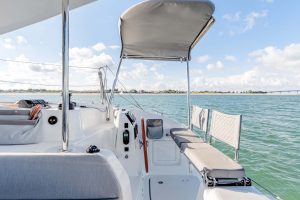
119,0 -> 215,61
0,0 -> 95,35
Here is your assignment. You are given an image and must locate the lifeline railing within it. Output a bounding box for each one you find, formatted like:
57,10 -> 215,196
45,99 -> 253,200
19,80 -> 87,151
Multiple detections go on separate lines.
98,66 -> 108,105
0,59 -> 144,121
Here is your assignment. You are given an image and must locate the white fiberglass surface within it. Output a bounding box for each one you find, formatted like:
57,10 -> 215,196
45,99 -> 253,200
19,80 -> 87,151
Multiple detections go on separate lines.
144,175 -> 200,200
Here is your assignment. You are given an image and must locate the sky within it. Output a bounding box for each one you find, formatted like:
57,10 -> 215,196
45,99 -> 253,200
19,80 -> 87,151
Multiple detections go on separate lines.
0,0 -> 300,92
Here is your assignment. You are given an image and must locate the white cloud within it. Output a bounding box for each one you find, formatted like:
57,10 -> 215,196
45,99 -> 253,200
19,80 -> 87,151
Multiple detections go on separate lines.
16,36 -> 28,45
149,64 -> 165,81
0,54 -> 61,90
197,55 -> 210,63
109,45 -> 120,49
92,43 -> 106,52
120,63 -> 148,81
69,43 -> 114,75
2,42 -> 299,92
225,55 -> 237,62
189,66 -> 296,92
69,46 -> 113,70
28,64 -> 58,73
120,44 -> 300,91
12,54 -> 58,73
206,61 -> 224,71
70,47 -> 93,58
190,43 -> 300,91
244,10 -> 268,31
3,38 -> 15,49
0,42 -> 115,91
1,36 -> 28,49
132,63 -> 148,80
154,72 -> 165,81
118,63 -> 172,90
190,69 -> 203,78
223,12 -> 241,22
249,43 -> 300,72
222,10 -> 268,36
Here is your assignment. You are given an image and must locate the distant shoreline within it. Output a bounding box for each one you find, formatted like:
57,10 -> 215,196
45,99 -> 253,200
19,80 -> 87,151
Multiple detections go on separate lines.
0,92 -> 298,96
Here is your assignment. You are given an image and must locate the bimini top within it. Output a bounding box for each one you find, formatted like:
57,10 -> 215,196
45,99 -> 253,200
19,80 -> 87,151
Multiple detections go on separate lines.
0,0 -> 94,35
119,0 -> 215,61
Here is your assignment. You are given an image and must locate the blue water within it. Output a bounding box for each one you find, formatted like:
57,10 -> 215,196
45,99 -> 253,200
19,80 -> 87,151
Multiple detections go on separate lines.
1,94 -> 299,200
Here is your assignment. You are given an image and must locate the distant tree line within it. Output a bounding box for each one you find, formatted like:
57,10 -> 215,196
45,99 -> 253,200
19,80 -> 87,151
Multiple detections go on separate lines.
0,88 -> 267,94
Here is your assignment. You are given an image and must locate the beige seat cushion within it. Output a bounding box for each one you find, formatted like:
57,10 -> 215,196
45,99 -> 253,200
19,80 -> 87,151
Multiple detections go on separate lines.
170,128 -> 195,139
170,128 -> 204,148
182,143 -> 245,179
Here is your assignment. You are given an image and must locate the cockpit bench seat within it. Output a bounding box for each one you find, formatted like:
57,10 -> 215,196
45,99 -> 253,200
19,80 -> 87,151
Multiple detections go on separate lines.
170,106 -> 209,148
0,153 -> 123,199
0,108 -> 42,145
182,143 -> 245,179
170,128 -> 204,148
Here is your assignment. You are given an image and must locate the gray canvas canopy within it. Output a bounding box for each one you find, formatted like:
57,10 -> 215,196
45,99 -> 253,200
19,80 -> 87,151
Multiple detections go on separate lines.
0,0 -> 94,35
119,0 -> 215,61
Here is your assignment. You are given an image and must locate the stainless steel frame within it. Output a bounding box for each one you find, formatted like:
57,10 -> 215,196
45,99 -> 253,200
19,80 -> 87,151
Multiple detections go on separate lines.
190,17 -> 215,50
235,115 -> 242,161
98,67 -> 108,104
186,59 -> 191,128
61,0 -> 69,152
106,58 -> 123,121
234,149 -> 239,161
109,58 -> 123,104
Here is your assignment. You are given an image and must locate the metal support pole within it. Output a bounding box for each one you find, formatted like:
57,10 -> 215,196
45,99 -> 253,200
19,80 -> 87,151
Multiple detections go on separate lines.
98,69 -> 105,104
62,0 -> 69,152
109,58 -> 123,104
234,149 -> 239,161
186,59 -> 191,128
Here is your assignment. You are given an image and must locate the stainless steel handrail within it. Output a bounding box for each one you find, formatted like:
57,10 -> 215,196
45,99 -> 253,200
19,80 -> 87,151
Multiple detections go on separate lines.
186,59 -> 191,128
61,0 -> 69,152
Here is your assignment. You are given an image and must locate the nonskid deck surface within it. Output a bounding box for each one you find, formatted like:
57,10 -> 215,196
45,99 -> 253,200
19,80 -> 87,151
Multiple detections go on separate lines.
144,175 -> 200,200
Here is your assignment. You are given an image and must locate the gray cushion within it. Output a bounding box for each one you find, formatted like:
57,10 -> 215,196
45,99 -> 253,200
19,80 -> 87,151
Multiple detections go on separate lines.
0,109 -> 41,144
174,135 -> 204,148
170,128 -> 204,148
170,128 -> 195,139
0,153 -> 121,199
182,143 -> 245,179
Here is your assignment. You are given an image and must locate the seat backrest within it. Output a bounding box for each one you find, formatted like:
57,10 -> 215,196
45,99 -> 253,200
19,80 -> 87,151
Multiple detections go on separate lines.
209,111 -> 242,158
191,105 -> 209,133
0,153 -> 121,199
0,109 -> 41,145
0,109 -> 30,120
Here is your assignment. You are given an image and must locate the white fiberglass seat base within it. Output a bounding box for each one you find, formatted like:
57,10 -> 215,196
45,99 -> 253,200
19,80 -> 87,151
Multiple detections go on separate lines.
142,175 -> 200,200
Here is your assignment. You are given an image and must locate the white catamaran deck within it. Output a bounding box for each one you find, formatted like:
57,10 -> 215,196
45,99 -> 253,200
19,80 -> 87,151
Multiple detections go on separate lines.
0,0 -> 281,199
